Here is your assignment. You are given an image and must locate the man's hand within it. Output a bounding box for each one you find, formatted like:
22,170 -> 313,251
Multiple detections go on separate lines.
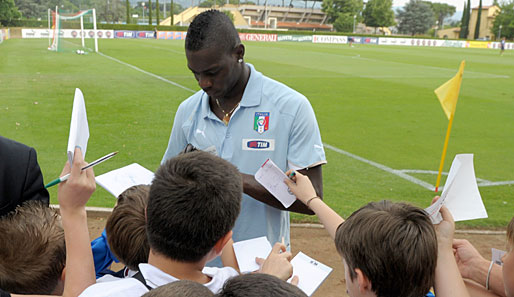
256,242 -> 296,281
453,238 -> 486,280
57,147 -> 96,212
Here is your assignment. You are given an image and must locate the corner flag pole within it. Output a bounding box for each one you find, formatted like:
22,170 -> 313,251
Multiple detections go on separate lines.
433,60 -> 465,193
435,113 -> 454,192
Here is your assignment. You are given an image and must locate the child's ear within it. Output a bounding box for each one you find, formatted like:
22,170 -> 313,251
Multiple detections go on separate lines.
355,268 -> 373,295
61,266 -> 66,281
213,230 -> 233,255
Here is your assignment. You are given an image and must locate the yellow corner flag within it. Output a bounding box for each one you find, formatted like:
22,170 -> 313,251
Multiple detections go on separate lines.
435,60 -> 465,120
434,60 -> 465,192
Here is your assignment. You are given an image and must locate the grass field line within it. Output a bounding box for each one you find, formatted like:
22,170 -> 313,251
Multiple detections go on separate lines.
324,143 -> 435,191
351,55 -> 510,79
97,51 -> 195,92
251,44 -> 509,79
324,143 -> 514,190
398,169 -> 514,187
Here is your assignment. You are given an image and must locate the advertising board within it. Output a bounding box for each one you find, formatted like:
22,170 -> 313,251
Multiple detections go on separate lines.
312,35 -> 347,44
22,29 -> 113,39
157,31 -> 187,40
239,33 -> 277,42
277,35 -> 313,42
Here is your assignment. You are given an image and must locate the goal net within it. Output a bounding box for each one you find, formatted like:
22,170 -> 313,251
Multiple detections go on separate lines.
48,8 -> 98,53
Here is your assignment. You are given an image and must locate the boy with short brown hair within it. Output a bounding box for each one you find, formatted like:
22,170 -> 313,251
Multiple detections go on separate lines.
285,170 -> 470,297
0,201 -> 66,295
105,185 -> 150,273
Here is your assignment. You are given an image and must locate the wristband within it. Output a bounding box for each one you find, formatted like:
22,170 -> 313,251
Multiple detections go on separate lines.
306,196 -> 320,208
486,260 -> 494,290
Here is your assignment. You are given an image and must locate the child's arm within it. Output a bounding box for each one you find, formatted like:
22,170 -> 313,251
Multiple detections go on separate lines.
433,205 -> 470,297
453,239 -> 506,297
221,238 -> 240,273
8,149 -> 97,297
284,171 -> 344,240
463,279 -> 503,297
58,147 -> 97,297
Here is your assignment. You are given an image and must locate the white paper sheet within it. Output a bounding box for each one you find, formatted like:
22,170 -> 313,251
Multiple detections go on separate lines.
288,252 -> 333,296
233,236 -> 272,273
492,248 -> 506,266
255,159 -> 296,208
425,154 -> 488,224
96,163 -> 154,198
67,88 -> 89,165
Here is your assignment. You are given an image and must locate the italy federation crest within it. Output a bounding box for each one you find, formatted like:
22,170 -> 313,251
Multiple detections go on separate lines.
254,112 -> 269,134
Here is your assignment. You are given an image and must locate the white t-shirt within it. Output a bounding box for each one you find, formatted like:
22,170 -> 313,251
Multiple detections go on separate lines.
96,267 -> 138,283
79,263 -> 239,296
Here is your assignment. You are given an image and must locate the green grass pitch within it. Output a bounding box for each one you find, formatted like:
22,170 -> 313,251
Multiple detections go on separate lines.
1,38 -> 512,228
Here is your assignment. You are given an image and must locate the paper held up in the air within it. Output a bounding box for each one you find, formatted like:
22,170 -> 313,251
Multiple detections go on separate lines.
96,163 -> 154,198
233,236 -> 273,274
67,88 -> 89,166
288,252 -> 333,296
255,159 -> 296,208
425,154 -> 488,224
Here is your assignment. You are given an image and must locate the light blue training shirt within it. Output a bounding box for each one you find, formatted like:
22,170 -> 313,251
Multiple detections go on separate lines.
162,63 -> 326,254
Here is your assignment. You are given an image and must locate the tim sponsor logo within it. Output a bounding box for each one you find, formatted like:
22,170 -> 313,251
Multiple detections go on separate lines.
242,139 -> 275,151
247,141 -> 270,149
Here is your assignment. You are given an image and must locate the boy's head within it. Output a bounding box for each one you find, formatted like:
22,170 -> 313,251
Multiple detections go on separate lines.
146,151 -> 242,262
217,273 -> 307,297
503,217 -> 514,297
336,200 -> 437,297
0,201 -> 66,295
142,280 -> 214,297
106,185 -> 150,271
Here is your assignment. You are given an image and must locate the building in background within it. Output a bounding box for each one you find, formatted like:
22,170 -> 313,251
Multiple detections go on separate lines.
160,4 -> 332,31
467,5 -> 499,40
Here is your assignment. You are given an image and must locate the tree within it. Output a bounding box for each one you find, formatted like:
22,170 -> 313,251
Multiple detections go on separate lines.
426,2 -> 456,28
126,0 -> 130,23
156,0 -> 159,24
14,0 -> 78,19
199,0 -> 235,7
0,0 -> 21,25
223,10 -> 234,22
459,1 -> 468,38
322,0 -> 363,32
397,0 -> 435,35
492,0 -> 514,39
92,0 -> 124,23
362,0 -> 395,33
474,0 -> 482,39
465,0 -> 470,36
148,0 -> 152,25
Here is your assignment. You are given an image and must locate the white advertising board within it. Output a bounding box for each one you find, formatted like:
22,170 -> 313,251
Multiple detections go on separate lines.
22,29 -> 114,39
312,35 -> 347,44
378,37 -> 413,46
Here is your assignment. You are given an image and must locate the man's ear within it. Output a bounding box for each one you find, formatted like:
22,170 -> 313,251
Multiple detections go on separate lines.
355,268 -> 373,295
213,230 -> 233,255
233,44 -> 245,60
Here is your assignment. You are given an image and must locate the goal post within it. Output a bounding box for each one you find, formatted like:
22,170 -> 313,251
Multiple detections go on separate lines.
48,8 -> 98,53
